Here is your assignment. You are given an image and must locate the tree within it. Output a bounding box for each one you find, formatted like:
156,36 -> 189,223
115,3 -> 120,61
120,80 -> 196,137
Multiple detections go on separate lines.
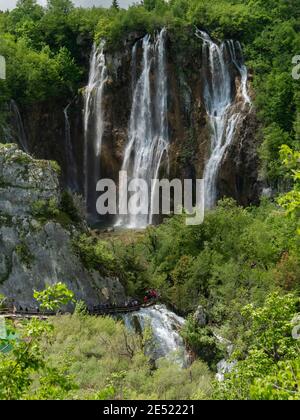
214,292 -> 300,400
47,0 -> 74,14
278,145 -> 300,234
0,286 -> 76,399
111,0 -> 119,10
33,282 -> 75,312
14,0 -> 44,21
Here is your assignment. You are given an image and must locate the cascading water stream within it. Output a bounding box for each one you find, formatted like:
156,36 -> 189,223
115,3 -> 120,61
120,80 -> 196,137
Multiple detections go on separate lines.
83,42 -> 108,220
9,100 -> 29,153
63,103 -> 78,192
196,30 -> 251,209
227,40 -> 251,106
123,304 -> 187,366
116,28 -> 169,229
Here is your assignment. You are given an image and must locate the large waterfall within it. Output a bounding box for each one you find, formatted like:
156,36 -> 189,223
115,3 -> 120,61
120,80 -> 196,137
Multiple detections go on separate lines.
64,104 -> 78,192
197,30 -> 251,209
123,305 -> 187,365
83,43 -> 108,220
116,28 -> 169,229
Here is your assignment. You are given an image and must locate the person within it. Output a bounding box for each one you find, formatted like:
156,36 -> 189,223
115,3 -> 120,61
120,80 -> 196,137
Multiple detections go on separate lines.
144,296 -> 148,304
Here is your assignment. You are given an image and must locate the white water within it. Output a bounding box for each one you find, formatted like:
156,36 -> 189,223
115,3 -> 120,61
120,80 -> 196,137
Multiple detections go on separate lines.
196,30 -> 251,209
227,40 -> 251,106
214,332 -> 236,382
123,304 -> 187,365
83,43 -> 108,218
9,100 -> 29,153
116,28 -> 169,229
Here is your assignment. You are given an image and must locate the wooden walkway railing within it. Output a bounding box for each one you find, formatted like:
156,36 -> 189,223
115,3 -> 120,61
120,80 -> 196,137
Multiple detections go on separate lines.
0,301 -> 158,319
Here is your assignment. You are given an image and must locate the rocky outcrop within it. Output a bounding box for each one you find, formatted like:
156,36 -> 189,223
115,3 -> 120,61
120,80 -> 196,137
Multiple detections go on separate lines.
0,144 -> 126,309
193,305 -> 208,327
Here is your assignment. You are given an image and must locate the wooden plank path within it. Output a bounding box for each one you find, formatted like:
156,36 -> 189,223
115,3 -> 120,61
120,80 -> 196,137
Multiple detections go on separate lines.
0,301 -> 158,320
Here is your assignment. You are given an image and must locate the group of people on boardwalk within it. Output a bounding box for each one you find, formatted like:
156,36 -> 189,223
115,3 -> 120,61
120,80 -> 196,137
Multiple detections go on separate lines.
143,289 -> 159,304
1,290 -> 160,316
92,289 -> 159,313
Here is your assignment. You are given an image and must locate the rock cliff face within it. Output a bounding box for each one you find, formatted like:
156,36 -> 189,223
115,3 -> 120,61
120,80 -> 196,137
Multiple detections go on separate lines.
0,144 -> 125,308
95,29 -> 260,210
8,28 -> 261,222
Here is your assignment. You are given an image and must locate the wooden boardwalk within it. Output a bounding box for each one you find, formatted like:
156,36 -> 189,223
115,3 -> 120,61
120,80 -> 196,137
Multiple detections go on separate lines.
0,301 -> 157,320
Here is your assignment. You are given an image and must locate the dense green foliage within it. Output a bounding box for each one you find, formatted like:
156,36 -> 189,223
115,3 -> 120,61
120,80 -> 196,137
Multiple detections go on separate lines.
278,145 -> 300,234
44,311 -> 212,400
0,0 -> 299,180
214,293 -> 300,400
143,200 -> 299,313
0,287 -> 76,400
0,287 -> 213,400
0,0 -> 299,183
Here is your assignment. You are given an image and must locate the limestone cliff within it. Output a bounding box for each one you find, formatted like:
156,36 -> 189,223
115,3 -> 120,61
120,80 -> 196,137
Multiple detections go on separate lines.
8,28 -> 261,219
0,144 -> 126,309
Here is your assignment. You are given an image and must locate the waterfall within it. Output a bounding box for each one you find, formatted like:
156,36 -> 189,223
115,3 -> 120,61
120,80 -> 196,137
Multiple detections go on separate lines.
196,30 -> 251,209
9,100 -> 29,153
116,28 -> 169,229
227,40 -> 251,106
123,305 -> 187,366
63,104 -> 78,191
83,42 -> 108,220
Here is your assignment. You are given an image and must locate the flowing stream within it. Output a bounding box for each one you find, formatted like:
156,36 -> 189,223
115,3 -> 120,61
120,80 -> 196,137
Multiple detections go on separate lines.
123,304 -> 187,365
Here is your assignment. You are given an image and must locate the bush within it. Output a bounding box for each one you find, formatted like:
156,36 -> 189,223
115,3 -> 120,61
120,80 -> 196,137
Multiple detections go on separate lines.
73,234 -> 116,275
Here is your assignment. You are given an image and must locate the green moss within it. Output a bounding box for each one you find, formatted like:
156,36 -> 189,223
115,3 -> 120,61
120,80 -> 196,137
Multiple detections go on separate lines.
60,191 -> 82,225
0,255 -> 12,284
11,153 -> 33,166
49,160 -> 61,175
0,214 -> 13,227
0,143 -> 15,150
30,194 -> 85,229
31,198 -> 60,220
15,242 -> 34,268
